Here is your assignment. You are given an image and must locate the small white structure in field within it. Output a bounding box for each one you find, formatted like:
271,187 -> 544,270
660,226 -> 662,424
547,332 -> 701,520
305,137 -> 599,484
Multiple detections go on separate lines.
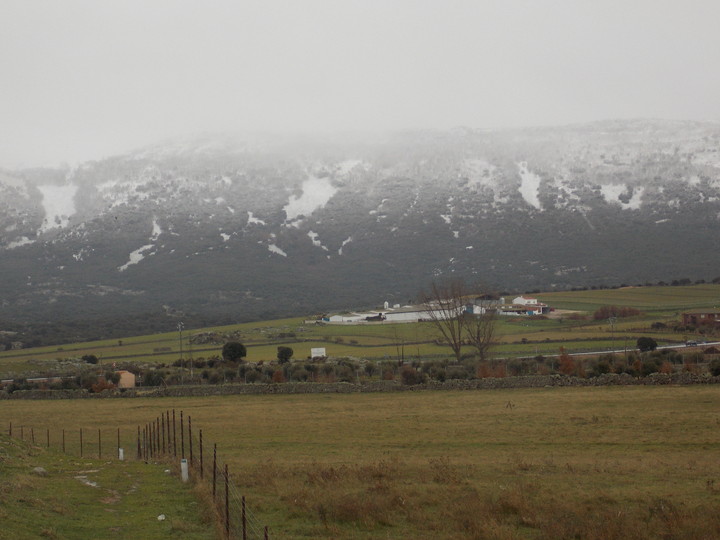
311,347 -> 327,358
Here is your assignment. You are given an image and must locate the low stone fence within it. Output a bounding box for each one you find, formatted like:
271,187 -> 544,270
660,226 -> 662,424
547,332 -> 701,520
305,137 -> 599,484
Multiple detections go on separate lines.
1,372 -> 718,400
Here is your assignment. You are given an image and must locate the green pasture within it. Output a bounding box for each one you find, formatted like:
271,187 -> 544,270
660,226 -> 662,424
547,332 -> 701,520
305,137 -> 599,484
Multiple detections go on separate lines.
4,386 -> 720,538
1,284 -> 719,377
0,434 -> 214,539
536,283 -> 720,313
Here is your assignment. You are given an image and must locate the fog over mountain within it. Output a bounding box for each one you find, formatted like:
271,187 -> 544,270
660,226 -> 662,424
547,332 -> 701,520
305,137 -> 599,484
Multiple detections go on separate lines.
1,120 -> 719,336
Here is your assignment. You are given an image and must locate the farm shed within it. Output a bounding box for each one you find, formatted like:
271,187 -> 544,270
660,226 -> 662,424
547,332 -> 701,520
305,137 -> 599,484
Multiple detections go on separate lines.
117,370 -> 136,388
683,310 -> 720,327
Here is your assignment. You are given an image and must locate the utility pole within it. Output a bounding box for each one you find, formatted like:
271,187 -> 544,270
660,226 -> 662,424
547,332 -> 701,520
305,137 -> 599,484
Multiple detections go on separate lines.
178,322 -> 184,385
608,317 -> 617,353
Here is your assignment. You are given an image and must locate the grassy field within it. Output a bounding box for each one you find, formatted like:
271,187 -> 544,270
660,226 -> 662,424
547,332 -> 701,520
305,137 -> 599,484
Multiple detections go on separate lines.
0,434 -> 215,539
3,284 -> 720,378
4,385 -> 720,538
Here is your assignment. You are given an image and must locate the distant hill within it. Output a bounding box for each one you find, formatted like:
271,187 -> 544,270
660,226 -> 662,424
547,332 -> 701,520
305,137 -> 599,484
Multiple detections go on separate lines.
2,119 -> 720,340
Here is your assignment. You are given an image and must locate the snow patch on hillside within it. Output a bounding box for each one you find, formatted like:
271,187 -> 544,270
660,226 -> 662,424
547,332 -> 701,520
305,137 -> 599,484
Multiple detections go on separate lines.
151,218 -> 162,240
268,244 -> 287,257
247,211 -> 265,225
600,184 -> 644,209
517,162 -> 542,210
308,230 -> 329,251
338,236 -> 353,255
283,176 -> 337,223
38,183 -> 79,233
7,236 -> 34,249
118,245 -> 155,271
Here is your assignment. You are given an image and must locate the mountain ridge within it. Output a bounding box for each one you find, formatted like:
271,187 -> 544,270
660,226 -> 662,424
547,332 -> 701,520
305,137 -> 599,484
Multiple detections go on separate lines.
2,119 -> 719,337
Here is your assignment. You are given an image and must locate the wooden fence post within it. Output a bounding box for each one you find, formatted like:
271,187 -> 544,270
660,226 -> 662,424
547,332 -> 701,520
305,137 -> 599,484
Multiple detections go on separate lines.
180,411 -> 185,459
199,429 -> 204,479
161,414 -> 166,455
212,443 -> 217,500
172,409 -> 177,457
242,495 -> 247,540
137,426 -> 141,460
225,464 -> 230,539
188,415 -> 193,466
47,428 -> 50,448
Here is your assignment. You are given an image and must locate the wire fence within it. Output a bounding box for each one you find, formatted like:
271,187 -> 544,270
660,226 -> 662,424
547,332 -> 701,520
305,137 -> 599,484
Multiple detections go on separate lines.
7,410 -> 270,540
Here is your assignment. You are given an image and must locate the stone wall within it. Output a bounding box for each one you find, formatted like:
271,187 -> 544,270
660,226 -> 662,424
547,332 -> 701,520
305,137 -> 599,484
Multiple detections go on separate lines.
1,372 -> 717,400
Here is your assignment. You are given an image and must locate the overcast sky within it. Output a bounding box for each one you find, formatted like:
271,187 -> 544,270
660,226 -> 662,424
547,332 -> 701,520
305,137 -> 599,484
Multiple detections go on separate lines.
1,0 -> 719,168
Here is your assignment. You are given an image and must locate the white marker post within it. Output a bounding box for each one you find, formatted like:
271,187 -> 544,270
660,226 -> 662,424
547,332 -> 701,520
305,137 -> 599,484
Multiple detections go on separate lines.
181,458 -> 189,482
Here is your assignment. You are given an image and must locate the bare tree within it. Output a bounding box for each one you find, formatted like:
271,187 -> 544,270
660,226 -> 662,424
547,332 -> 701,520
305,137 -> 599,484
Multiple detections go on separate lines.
419,279 -> 468,361
461,297 -> 496,361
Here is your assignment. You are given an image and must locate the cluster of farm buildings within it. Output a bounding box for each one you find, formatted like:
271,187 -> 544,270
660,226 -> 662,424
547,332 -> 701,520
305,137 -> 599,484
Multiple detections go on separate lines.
321,296 -> 551,324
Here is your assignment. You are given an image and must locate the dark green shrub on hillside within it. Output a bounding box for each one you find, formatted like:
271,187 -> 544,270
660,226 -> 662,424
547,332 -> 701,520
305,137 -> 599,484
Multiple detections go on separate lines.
277,346 -> 294,364
709,358 -> 720,376
637,337 -> 658,352
400,365 -> 425,385
82,354 -> 98,364
142,370 -> 164,386
222,341 -> 247,362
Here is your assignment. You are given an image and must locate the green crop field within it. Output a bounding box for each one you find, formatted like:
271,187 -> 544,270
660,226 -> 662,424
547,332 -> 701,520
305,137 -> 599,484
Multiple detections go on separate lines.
4,386 -> 720,538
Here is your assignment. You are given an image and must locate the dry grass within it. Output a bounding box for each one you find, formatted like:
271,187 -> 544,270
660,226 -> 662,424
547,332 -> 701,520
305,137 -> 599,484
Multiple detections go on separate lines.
4,386 -> 720,537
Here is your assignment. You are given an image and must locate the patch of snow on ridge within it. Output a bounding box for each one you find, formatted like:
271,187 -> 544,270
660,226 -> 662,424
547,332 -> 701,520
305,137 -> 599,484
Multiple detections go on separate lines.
307,231 -> 329,251
624,187 -> 644,210
247,212 -> 265,225
600,184 -> 644,209
268,244 -> 287,257
283,176 -> 337,222
151,219 -> 162,241
118,245 -> 155,271
517,162 -> 542,210
220,233 -> 231,242
7,236 -> 34,249
38,183 -> 79,233
440,214 -> 452,224
600,184 -> 625,205
338,236 -> 353,255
